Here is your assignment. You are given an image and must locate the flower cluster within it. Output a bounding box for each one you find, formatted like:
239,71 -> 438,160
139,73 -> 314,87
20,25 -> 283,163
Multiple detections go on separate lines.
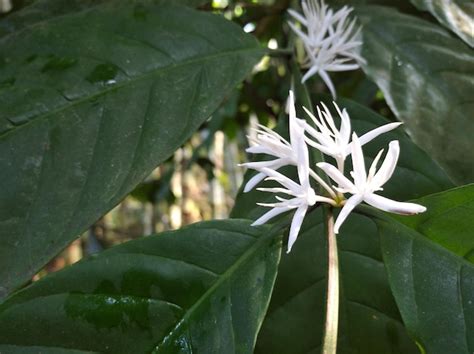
241,91 -> 426,252
288,0 -> 364,98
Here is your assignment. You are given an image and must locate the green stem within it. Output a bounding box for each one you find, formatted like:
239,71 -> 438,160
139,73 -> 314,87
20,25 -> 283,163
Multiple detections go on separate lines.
266,48 -> 294,56
322,208 -> 339,354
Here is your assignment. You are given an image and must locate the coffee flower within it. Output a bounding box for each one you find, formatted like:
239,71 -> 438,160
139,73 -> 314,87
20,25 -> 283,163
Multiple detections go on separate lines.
241,91 -> 334,197
303,101 -> 402,171
317,133 -> 427,234
252,120 -> 335,253
288,0 -> 364,98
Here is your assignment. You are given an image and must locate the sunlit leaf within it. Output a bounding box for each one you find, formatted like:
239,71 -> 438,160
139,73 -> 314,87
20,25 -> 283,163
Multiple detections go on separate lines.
357,6 -> 474,184
410,0 -> 474,47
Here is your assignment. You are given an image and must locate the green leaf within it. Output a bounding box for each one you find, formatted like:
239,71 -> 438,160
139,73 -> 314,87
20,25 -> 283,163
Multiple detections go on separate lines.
371,187 -> 474,353
410,0 -> 474,47
233,97 -> 453,353
0,220 -> 282,353
392,184 -> 474,262
356,6 -> 474,184
255,210 -> 419,354
0,0 -> 209,39
0,2 -> 263,298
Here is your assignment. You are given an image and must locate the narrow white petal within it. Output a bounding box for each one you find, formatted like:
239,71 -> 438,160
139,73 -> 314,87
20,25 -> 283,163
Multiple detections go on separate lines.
350,133 -> 367,187
305,137 -> 336,156
302,64 -> 320,83
261,167 -> 301,192
319,70 -> 337,99
287,205 -> 308,253
288,90 -> 297,134
287,21 -> 311,44
287,9 -> 308,26
252,207 -> 289,226
334,194 -> 363,234
334,104 -> 351,145
326,63 -> 360,72
244,172 -> 266,193
367,148 -> 384,182
309,168 -> 337,199
372,140 -> 400,188
349,122 -> 403,156
319,101 -> 338,136
317,162 -> 355,190
364,194 -> 426,215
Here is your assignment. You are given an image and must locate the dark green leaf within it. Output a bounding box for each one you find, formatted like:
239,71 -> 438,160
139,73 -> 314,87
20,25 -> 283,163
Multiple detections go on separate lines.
410,0 -> 474,47
255,210 -> 419,354
0,220 -> 282,353
0,2 -> 263,297
356,6 -> 474,184
0,0 -> 209,39
371,188 -> 474,353
392,184 -> 474,262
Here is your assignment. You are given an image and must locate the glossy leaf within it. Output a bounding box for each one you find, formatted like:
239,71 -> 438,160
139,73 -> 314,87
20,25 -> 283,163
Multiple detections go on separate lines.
255,210 -> 419,354
233,96 -> 452,353
392,184 -> 474,262
0,3 -> 263,297
372,188 -> 474,353
0,220 -> 282,353
0,0 -> 208,38
410,0 -> 474,47
356,6 -> 474,184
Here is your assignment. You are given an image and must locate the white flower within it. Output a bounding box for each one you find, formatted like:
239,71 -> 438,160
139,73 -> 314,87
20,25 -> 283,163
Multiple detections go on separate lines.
303,101 -> 402,171
317,133 -> 426,234
242,91 -> 335,198
252,121 -> 335,252
288,0 -> 364,98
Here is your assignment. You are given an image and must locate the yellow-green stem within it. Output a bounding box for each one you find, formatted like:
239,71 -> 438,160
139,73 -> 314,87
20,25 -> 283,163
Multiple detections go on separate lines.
322,208 -> 339,354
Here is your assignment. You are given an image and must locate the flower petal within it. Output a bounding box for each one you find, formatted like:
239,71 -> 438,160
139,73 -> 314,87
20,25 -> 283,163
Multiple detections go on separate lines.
287,205 -> 308,253
319,69 -> 337,99
364,193 -> 426,215
317,162 -> 355,191
334,103 -> 351,146
287,9 -> 308,26
334,194 -> 363,234
252,206 -> 290,226
243,172 -> 266,193
372,140 -> 399,188
350,133 -> 367,187
345,122 -> 402,156
302,63 -> 320,83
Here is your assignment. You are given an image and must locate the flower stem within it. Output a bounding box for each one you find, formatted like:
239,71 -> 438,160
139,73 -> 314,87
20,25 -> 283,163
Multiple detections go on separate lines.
267,48 -> 294,57
322,208 -> 339,354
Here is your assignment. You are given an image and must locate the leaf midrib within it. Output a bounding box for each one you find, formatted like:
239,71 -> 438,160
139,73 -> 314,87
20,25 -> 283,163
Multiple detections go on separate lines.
0,46 -> 262,141
153,228 -> 280,351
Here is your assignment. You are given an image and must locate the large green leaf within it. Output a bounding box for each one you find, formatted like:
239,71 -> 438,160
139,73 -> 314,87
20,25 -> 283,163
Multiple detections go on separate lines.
255,210 -> 419,354
410,0 -> 474,47
0,0 -> 209,39
0,3 -> 263,297
371,187 -> 474,354
232,97 -> 453,352
393,184 -> 474,261
356,6 -> 474,184
0,220 -> 282,353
